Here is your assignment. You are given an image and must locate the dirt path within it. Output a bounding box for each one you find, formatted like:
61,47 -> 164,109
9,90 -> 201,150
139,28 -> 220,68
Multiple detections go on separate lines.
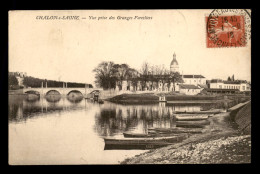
121,112 -> 251,164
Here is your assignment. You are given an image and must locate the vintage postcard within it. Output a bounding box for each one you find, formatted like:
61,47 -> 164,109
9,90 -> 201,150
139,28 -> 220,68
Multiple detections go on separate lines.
8,9 -> 251,165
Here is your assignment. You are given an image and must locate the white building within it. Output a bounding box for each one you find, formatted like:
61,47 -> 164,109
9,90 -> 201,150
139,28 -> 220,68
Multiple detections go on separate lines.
182,75 -> 207,86
209,79 -> 250,92
178,84 -> 202,95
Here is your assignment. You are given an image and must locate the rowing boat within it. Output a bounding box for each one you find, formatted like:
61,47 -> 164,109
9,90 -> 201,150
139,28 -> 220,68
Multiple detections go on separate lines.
176,120 -> 210,128
105,135 -> 187,144
123,132 -> 183,138
176,120 -> 210,125
174,114 -> 209,121
148,127 -> 204,134
174,109 -> 224,114
104,134 -> 188,150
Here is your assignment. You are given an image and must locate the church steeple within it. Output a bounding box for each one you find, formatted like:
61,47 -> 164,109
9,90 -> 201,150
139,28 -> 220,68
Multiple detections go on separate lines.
173,52 -> 176,59
170,52 -> 179,73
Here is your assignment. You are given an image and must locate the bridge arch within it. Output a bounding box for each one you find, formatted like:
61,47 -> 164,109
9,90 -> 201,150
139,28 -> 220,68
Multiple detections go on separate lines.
67,90 -> 83,103
46,90 -> 61,96
67,90 -> 83,96
45,90 -> 61,103
25,90 -> 40,101
25,90 -> 40,95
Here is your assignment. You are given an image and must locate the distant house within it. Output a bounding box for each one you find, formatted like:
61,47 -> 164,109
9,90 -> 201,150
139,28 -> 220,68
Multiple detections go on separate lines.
209,79 -> 250,92
182,75 -> 206,86
9,71 -> 27,87
178,84 -> 202,95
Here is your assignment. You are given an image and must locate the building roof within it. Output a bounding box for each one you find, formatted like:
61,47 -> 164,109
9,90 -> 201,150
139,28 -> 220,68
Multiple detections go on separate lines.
223,81 -> 241,84
210,79 -> 223,83
210,80 -> 248,84
205,88 -> 239,92
182,75 -> 205,78
179,84 -> 200,89
170,53 -> 178,66
198,84 -> 208,88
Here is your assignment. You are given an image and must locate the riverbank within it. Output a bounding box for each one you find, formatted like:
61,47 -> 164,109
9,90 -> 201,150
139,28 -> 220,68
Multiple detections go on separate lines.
107,93 -> 250,105
8,89 -> 25,95
121,102 -> 251,164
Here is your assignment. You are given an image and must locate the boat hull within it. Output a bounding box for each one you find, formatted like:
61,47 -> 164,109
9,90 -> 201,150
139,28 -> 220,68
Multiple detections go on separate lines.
174,109 -> 223,114
175,115 -> 209,121
104,143 -> 169,150
123,132 -> 184,138
104,135 -> 188,150
148,127 -> 203,134
176,120 -> 210,125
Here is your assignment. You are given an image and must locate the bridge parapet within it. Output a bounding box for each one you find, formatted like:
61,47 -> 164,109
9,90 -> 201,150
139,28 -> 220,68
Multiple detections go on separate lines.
23,87 -> 102,96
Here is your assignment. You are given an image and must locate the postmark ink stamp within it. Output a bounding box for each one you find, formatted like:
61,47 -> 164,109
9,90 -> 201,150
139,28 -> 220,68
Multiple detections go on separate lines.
206,9 -> 251,48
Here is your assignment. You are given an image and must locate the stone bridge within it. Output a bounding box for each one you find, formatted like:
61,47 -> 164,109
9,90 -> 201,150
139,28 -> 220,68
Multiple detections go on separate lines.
23,87 -> 102,97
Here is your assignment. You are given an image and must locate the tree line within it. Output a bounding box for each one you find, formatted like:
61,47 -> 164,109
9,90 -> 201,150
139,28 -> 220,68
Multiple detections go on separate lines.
93,61 -> 183,90
23,76 -> 93,88
8,73 -> 93,89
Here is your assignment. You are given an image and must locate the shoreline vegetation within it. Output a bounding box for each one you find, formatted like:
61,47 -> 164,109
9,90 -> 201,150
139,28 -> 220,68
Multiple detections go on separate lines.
121,101 -> 251,164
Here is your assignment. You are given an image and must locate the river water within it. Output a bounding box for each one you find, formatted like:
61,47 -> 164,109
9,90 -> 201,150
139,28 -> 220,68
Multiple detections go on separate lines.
8,95 -> 232,165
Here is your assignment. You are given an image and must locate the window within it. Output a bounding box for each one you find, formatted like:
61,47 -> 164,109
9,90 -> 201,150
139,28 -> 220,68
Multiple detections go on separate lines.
219,85 -> 222,89
243,86 -> 245,90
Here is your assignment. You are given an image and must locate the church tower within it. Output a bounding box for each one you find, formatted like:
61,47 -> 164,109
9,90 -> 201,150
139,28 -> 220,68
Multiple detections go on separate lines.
170,53 -> 179,73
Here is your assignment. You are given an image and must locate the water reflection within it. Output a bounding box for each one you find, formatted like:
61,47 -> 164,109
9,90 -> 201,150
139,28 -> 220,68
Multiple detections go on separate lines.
9,95 -> 233,133
8,95 -> 86,122
93,102 -> 219,137
45,94 -> 61,103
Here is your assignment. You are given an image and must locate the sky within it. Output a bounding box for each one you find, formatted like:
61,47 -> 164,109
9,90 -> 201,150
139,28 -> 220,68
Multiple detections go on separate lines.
9,10 -> 251,86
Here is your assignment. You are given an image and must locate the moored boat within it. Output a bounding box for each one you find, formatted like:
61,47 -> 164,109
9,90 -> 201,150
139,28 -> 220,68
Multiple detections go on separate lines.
174,109 -> 224,114
176,120 -> 210,125
148,127 -> 204,134
174,114 -> 209,121
123,132 -> 184,138
104,134 -> 188,145
104,134 -> 188,150
176,120 -> 210,128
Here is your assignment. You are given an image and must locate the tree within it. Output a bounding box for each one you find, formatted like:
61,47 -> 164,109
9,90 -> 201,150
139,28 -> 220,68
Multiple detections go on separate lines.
113,64 -> 130,89
232,74 -> 235,81
139,61 -> 150,90
127,68 -> 139,91
168,71 -> 184,91
227,76 -> 232,81
93,61 -> 117,90
8,74 -> 18,89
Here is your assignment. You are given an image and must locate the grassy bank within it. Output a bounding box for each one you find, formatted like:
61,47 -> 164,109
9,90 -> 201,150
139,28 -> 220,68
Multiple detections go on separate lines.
107,93 -> 249,105
107,93 -> 159,104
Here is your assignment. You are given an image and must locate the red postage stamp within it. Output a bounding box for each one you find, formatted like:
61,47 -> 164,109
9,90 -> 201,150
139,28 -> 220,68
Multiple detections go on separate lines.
206,15 -> 246,48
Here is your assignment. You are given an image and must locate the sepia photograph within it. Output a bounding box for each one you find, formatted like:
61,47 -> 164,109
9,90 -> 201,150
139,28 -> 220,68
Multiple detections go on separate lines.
8,9 -> 251,165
